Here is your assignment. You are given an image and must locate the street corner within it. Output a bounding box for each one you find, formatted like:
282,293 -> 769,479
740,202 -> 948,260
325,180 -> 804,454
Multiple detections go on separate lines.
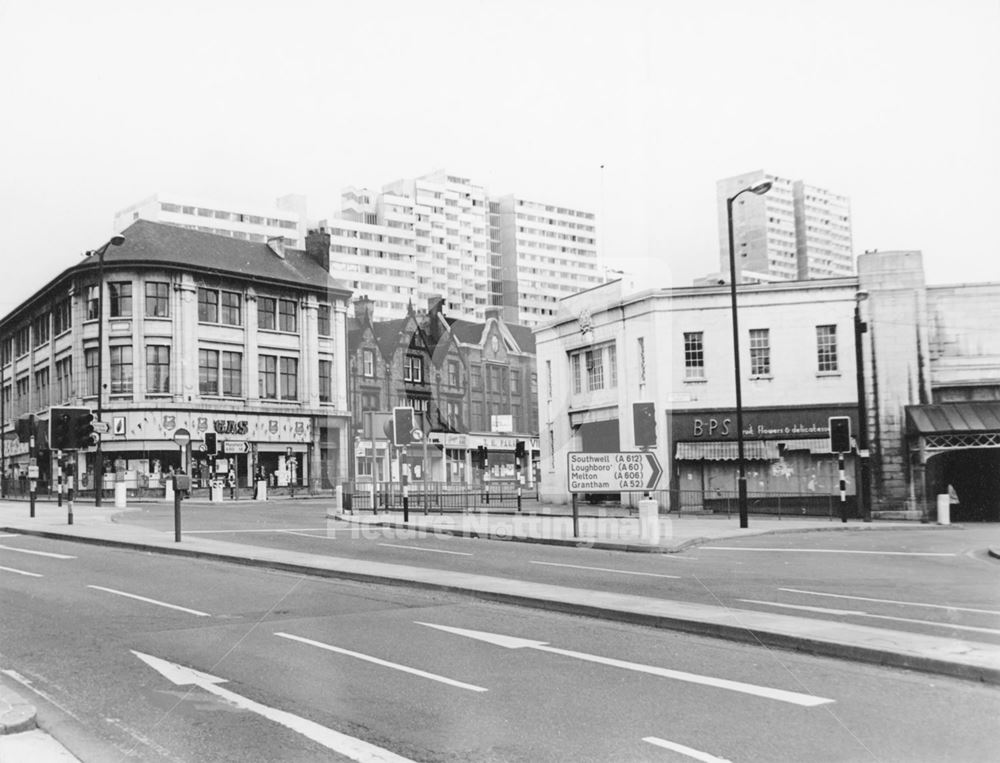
0,682 -> 37,735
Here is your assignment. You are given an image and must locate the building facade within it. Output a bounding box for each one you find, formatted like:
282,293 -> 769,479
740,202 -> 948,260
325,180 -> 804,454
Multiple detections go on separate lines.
535,253 -> 1000,520
0,221 -> 352,494
717,170 -> 853,282
114,193 -> 307,249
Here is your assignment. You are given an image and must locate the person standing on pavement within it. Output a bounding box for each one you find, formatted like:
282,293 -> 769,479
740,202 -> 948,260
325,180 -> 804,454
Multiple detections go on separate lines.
226,469 -> 236,500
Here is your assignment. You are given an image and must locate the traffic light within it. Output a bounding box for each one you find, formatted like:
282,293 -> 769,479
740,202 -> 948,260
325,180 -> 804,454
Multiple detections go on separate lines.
205,431 -> 218,455
514,440 -> 525,459
829,416 -> 851,453
393,406 -> 414,447
72,411 -> 96,449
633,402 -> 657,448
49,411 -> 72,450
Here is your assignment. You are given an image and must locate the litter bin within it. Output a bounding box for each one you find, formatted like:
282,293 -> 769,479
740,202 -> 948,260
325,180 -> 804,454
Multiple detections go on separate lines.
255,480 -> 267,501
210,479 -> 224,503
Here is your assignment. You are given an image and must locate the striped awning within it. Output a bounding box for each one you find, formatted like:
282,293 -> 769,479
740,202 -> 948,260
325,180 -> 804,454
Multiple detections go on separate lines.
778,437 -> 835,453
675,440 -> 779,461
906,402 -> 1000,435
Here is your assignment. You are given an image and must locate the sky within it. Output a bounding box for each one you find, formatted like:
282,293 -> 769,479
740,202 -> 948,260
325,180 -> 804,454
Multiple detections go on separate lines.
1,0 -> 997,316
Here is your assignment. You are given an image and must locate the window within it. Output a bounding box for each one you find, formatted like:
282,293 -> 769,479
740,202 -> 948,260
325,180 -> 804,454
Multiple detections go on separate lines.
319,359 -> 332,402
221,292 -> 242,326
32,314 -> 49,347
317,304 -> 332,336
199,350 -> 219,396
403,355 -> 423,383
1,337 -> 11,366
16,376 -> 29,415
257,297 -> 276,330
146,345 -> 170,394
471,365 -> 482,390
108,282 -> 132,317
571,354 -> 581,394
145,282 -> 170,318
53,298 -> 72,335
109,345 -> 133,394
222,352 -> 242,396
684,332 -> 704,379
816,325 -> 838,372
361,390 -> 379,411
34,368 -> 49,409
448,360 -> 460,387
259,355 -> 277,399
15,326 -> 30,357
86,285 -> 99,320
570,343 -> 617,393
85,348 -> 99,396
749,329 -> 770,376
362,348 -> 375,377
586,349 -> 603,390
54,357 -> 72,403
280,357 -> 298,399
278,299 -> 297,332
511,368 -> 521,395
198,288 -> 218,323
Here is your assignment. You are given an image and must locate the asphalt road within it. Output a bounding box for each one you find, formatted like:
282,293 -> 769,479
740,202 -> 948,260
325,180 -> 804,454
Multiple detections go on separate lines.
112,500 -> 1000,645
2,532 -> 998,762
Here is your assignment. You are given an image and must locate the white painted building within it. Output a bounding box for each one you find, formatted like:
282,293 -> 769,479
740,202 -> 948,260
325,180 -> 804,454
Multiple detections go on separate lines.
114,192 -> 307,249
717,170 -> 853,282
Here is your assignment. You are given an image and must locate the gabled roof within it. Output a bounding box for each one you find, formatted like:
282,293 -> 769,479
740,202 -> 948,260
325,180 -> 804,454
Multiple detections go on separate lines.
371,317 -> 411,359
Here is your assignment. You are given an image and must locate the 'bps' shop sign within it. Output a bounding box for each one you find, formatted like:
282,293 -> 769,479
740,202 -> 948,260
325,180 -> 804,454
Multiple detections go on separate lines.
672,406 -> 856,442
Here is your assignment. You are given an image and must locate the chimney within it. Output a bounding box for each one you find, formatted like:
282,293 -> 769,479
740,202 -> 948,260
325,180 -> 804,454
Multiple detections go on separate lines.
353,295 -> 374,323
267,236 -> 286,259
305,228 -> 331,270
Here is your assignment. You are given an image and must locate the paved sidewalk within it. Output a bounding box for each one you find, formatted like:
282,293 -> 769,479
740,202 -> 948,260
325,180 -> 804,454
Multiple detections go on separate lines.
0,682 -> 79,761
1,500 -> 997,690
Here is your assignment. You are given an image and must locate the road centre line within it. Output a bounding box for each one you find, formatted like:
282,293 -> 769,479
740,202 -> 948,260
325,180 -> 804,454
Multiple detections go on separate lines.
280,530 -> 338,539
0,544 -> 75,559
644,736 -> 732,762
274,632 -> 487,692
379,543 -> 473,556
530,561 -> 680,579
0,565 -> 42,577
740,600 -> 1000,636
87,585 -> 211,617
779,587 -> 1000,616
702,546 -> 955,557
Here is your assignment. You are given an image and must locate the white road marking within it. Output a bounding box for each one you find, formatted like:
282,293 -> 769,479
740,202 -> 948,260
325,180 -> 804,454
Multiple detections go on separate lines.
740,600 -> 1000,636
0,533 -> 21,538
779,587 -> 1000,617
530,561 -> 680,579
0,565 -> 42,577
132,651 -> 416,762
702,546 -> 955,557
87,585 -> 211,617
275,632 -> 487,692
0,544 -> 75,559
417,622 -> 833,707
379,543 -> 473,556
280,530 -> 337,539
644,736 -> 732,762
183,527 -> 332,534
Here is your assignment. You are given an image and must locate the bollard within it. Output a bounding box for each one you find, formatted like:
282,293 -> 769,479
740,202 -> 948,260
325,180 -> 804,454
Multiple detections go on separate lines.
114,481 -> 127,508
936,493 -> 951,526
638,498 -> 660,545
402,483 -> 409,522
335,484 -> 343,513
29,480 -> 37,518
174,485 -> 182,542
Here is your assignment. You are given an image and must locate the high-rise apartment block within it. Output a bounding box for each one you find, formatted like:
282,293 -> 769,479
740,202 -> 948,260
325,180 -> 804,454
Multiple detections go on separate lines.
717,170 -> 853,281
114,193 -> 308,249
316,170 -> 601,326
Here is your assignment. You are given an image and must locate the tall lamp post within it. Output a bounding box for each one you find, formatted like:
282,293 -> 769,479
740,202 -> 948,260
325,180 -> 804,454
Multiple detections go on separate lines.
726,179 -> 773,529
854,290 -> 872,521
86,234 -> 125,506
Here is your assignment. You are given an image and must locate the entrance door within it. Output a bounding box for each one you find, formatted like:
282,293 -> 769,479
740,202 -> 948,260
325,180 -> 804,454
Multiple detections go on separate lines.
927,448 -> 1000,521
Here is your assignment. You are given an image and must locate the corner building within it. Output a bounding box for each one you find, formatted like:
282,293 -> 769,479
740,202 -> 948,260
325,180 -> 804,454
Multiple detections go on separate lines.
1,221 -> 351,494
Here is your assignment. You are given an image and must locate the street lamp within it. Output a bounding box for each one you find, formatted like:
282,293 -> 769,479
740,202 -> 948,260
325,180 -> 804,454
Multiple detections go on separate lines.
86,234 -> 125,506
854,290 -> 872,522
726,179 -> 772,529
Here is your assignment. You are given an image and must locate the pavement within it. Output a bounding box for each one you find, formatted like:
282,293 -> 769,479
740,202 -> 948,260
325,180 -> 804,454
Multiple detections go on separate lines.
0,497 -> 998,759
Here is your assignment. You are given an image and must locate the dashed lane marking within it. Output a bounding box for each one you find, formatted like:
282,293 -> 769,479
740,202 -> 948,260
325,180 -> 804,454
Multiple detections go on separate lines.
779,587 -> 1000,617
530,561 -> 680,579
0,565 -> 42,577
0,544 -> 75,559
703,546 -> 955,557
379,543 -> 473,556
87,585 -> 211,617
644,737 -> 732,762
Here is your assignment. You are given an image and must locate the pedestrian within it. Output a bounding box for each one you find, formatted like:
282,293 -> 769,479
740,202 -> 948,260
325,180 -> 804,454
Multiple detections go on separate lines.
227,470 -> 236,499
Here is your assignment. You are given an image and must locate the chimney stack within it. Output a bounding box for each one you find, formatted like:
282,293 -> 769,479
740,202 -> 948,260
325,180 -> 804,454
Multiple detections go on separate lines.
306,228 -> 331,270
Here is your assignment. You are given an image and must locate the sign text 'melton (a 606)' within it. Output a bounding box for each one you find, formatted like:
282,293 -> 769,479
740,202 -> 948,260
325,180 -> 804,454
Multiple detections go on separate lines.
567,452 -> 662,493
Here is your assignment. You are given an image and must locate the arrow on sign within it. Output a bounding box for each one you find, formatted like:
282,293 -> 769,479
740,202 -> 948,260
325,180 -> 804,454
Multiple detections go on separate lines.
414,624 -> 833,707
131,651 -> 415,762
643,452 -> 662,489
92,421 -> 110,434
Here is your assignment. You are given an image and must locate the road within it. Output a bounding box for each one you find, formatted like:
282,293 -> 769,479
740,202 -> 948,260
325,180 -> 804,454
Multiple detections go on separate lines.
111,500 -> 1000,645
2,531 -> 998,761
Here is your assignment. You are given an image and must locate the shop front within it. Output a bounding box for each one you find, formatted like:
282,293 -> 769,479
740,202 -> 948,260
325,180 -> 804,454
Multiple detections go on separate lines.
671,405 -> 859,516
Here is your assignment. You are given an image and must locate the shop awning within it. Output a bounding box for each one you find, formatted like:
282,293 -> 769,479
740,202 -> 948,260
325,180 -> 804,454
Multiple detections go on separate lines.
778,437 -> 834,453
675,440 -> 779,461
906,402 -> 1000,435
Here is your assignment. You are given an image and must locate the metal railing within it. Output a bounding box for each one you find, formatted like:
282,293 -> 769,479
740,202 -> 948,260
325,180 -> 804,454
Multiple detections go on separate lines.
344,480 -> 538,513
643,488 -> 859,519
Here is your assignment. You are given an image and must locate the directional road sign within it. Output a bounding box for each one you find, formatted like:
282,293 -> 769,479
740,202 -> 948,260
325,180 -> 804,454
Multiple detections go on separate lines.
92,420 -> 110,434
224,440 -> 249,454
567,451 -> 663,493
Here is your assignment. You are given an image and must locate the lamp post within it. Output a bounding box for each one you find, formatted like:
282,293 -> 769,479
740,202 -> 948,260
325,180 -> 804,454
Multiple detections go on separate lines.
726,179 -> 772,529
86,234 -> 125,506
854,290 -> 872,521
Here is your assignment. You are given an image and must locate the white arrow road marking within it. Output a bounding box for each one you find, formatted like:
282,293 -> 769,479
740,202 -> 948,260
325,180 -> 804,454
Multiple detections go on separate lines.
778,587 -> 1000,616
131,651 -> 415,763
87,586 -> 211,617
702,546 -> 955,557
0,565 -> 42,577
275,632 -> 487,692
379,543 -> 473,556
644,736 -> 732,762
0,544 -> 75,559
416,623 -> 833,707
740,599 -> 1000,636
530,561 -> 680,579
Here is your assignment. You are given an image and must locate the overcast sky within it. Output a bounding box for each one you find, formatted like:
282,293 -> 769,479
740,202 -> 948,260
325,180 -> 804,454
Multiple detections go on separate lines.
1,0 -> 997,316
